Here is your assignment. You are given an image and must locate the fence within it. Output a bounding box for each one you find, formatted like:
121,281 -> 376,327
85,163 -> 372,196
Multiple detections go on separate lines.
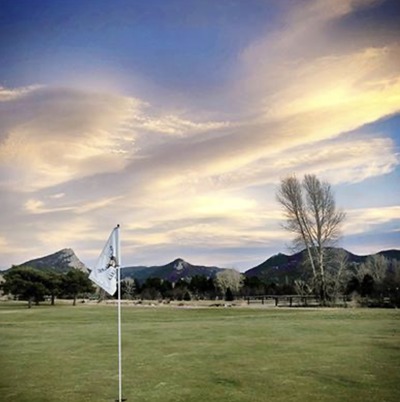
246,295 -> 319,307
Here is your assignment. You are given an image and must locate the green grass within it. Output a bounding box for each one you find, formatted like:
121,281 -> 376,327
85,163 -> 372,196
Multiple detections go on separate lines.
0,303 -> 399,402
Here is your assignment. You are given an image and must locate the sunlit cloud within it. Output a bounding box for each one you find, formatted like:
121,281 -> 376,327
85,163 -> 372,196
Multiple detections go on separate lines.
35,218 -> 97,253
0,86 -> 230,192
238,0 -> 400,152
344,205 -> 400,235
0,87 -> 140,190
271,136 -> 399,184
0,85 -> 42,102
129,113 -> 231,136
49,193 -> 66,199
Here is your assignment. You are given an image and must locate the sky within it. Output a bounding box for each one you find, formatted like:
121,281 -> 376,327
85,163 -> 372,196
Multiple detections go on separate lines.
0,0 -> 399,271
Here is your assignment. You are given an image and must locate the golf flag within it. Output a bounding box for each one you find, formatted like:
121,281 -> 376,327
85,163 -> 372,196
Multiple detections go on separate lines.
89,226 -> 120,295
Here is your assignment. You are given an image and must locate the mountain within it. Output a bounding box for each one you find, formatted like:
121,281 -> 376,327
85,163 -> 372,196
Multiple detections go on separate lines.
10,248 -> 89,274
377,249 -> 400,261
245,251 -> 306,283
5,247 -> 399,283
121,258 -> 226,283
244,248 -> 400,283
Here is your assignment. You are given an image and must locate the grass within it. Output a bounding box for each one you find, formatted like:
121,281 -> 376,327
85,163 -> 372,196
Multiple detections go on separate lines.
0,302 -> 399,402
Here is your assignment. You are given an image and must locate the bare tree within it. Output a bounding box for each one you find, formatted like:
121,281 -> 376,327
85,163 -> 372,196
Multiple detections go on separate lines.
276,174 -> 345,304
325,248 -> 350,301
215,269 -> 243,295
294,279 -> 312,296
356,254 -> 389,284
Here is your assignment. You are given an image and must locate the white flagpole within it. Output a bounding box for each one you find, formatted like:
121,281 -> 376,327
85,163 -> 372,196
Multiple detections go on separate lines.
116,224 -> 123,402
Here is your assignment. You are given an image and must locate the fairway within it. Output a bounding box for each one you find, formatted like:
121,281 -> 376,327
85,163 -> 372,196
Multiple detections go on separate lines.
0,303 -> 399,402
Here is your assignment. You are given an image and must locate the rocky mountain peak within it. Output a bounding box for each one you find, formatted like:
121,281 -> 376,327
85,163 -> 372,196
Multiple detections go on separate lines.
173,258 -> 187,271
12,248 -> 88,274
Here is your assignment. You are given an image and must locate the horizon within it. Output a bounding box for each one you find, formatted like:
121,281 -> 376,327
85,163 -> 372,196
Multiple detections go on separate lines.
0,0 -> 399,271
2,245 -> 399,274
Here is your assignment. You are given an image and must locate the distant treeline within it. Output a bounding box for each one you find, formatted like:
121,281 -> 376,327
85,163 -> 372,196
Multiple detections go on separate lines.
1,254 -> 400,307
122,256 -> 400,307
1,267 -> 93,308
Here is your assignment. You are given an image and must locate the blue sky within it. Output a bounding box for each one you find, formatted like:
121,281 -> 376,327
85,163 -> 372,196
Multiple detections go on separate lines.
0,0 -> 399,270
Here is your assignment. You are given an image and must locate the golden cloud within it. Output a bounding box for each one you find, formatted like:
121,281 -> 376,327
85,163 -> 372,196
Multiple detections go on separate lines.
344,206 -> 400,235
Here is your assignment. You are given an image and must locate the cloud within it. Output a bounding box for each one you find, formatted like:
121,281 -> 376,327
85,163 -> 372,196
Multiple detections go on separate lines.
0,86 -> 230,192
238,0 -> 400,145
268,135 -> 399,185
0,86 -> 140,190
129,113 -> 231,136
0,85 -> 43,102
344,205 -> 400,235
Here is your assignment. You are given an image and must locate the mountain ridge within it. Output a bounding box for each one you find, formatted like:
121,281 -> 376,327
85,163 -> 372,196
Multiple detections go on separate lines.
121,258 -> 227,283
245,248 -> 400,283
4,248 -> 399,284
7,248 -> 89,274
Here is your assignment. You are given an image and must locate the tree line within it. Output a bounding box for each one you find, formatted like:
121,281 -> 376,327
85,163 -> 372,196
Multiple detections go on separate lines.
119,269 -> 243,302
1,253 -> 399,307
1,267 -> 94,308
120,254 -> 400,306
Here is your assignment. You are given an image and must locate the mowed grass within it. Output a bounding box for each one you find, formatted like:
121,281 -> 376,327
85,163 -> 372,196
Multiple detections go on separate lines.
0,303 -> 399,402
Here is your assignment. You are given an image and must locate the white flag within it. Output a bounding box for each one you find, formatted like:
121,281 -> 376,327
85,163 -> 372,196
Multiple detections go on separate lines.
89,226 -> 120,295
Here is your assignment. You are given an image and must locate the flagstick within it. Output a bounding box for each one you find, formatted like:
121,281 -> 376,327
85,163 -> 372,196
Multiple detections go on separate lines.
116,225 -> 125,402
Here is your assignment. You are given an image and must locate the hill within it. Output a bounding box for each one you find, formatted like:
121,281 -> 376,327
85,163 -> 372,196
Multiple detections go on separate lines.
244,248 -> 400,284
4,247 -> 399,284
9,248 -> 89,274
121,258 -> 226,283
377,249 -> 400,261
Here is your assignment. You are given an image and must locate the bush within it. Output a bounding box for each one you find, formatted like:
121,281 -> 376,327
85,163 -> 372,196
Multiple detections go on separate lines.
225,287 -> 234,301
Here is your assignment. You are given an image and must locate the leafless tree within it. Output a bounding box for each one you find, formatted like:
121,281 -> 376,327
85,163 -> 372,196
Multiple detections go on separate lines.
215,269 -> 243,295
294,279 -> 312,296
276,174 -> 346,304
325,248 -> 350,301
357,254 -> 389,284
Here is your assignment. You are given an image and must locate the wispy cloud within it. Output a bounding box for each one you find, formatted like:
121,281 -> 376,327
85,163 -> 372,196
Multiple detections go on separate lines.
344,205 -> 400,235
0,87 -> 139,190
0,86 -> 230,192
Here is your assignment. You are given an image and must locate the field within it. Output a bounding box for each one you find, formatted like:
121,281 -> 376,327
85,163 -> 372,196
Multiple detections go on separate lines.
1,303 -> 399,402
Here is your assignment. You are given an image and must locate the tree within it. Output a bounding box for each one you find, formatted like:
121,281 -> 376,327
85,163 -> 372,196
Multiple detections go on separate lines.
353,255 -> 399,305
357,254 -> 389,284
360,274 -> 375,297
120,279 -> 136,300
324,248 -> 350,301
1,267 -> 50,308
171,279 -> 189,301
183,291 -> 192,301
384,259 -> 400,307
45,272 -> 63,305
61,270 -> 94,305
294,279 -> 312,296
225,287 -> 234,301
140,277 -> 173,300
276,174 -> 345,304
215,269 -> 243,297
188,275 -> 216,299
241,276 -> 266,297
